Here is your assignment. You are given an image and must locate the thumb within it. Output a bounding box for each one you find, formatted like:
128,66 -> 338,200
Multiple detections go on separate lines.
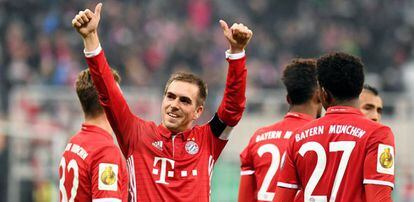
219,20 -> 229,32
94,3 -> 103,17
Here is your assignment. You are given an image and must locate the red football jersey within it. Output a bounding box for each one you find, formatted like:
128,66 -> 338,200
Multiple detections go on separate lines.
85,49 -> 246,201
277,106 -> 395,202
240,112 -> 314,201
59,124 -> 128,202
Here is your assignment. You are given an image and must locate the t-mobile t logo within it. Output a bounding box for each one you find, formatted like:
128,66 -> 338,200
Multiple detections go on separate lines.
152,157 -> 175,184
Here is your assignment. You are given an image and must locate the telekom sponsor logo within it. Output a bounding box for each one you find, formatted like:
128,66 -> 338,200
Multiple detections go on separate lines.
152,156 -> 212,184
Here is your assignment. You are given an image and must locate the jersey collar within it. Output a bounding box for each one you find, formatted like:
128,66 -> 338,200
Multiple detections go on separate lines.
325,106 -> 363,115
81,124 -> 113,140
157,124 -> 191,140
285,112 -> 314,121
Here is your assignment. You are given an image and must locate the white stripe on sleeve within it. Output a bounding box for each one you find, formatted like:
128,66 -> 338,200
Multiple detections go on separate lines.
277,182 -> 299,189
363,179 -> 394,188
92,198 -> 122,202
240,170 -> 255,175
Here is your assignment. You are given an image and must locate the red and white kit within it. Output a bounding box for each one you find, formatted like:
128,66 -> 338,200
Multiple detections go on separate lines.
85,47 -> 247,201
240,112 -> 314,201
59,124 -> 128,202
277,106 -> 395,202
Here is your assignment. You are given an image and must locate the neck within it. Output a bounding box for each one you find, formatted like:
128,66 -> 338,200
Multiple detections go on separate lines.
84,114 -> 113,135
289,102 -> 318,118
327,98 -> 359,109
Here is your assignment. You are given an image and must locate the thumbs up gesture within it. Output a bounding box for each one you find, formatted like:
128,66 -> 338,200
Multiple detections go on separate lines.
72,3 -> 103,38
219,20 -> 253,54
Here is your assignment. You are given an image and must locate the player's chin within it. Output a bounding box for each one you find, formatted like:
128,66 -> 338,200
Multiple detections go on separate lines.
165,123 -> 180,132
164,119 -> 179,129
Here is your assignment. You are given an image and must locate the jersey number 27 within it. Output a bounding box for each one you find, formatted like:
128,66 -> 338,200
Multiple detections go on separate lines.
299,141 -> 355,202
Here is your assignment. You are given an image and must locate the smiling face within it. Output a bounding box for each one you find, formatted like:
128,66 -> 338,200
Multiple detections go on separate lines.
161,81 -> 204,133
359,89 -> 383,122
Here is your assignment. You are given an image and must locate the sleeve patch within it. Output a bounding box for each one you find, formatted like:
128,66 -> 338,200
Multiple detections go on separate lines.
98,163 -> 118,191
377,144 -> 394,175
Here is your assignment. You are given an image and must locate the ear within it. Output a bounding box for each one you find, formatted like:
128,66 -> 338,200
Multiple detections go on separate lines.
286,95 -> 292,105
312,88 -> 322,104
321,87 -> 334,105
193,105 -> 204,120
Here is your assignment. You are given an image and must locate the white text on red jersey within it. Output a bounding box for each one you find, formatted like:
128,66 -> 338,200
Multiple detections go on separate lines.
295,125 -> 366,142
64,143 -> 88,160
256,131 -> 292,143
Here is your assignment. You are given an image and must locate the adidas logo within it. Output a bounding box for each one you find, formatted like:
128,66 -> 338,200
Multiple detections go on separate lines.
152,141 -> 163,151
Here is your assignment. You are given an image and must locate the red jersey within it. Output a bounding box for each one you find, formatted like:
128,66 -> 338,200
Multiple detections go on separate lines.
58,124 -> 128,202
85,49 -> 246,201
240,112 -> 314,201
277,106 -> 395,202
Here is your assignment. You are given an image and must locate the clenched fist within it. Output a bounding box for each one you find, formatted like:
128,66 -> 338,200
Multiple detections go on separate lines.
72,3 -> 102,38
219,20 -> 253,53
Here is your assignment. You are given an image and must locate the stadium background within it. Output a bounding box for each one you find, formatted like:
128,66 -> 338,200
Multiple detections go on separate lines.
0,0 -> 413,201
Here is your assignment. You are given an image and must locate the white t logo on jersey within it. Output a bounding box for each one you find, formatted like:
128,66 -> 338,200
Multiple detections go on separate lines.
153,157 -> 175,184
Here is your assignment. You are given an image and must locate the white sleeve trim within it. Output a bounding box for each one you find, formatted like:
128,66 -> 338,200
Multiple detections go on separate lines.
225,50 -> 245,60
277,182 -> 299,189
92,198 -> 122,202
363,179 -> 394,188
240,170 -> 255,175
84,44 -> 102,58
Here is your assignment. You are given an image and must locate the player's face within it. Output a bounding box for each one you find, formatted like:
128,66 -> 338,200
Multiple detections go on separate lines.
359,90 -> 383,122
161,81 -> 203,133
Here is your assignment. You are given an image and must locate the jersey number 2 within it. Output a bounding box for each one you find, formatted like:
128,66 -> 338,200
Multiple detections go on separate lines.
257,144 -> 281,201
59,157 -> 79,202
299,141 -> 355,202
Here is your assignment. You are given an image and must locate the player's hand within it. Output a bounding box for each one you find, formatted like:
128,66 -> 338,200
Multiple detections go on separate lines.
72,3 -> 102,38
219,20 -> 253,54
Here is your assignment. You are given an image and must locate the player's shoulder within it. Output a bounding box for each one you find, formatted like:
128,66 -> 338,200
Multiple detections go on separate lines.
73,129 -> 118,152
364,121 -> 394,140
292,117 -> 320,132
355,116 -> 392,133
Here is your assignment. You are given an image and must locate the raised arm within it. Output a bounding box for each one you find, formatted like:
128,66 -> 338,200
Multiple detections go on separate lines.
72,3 -> 141,157
210,20 -> 253,140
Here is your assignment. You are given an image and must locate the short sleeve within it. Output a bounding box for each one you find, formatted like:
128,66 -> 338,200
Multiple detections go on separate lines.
240,143 -> 254,175
90,146 -> 128,201
363,127 -> 395,188
276,139 -> 299,189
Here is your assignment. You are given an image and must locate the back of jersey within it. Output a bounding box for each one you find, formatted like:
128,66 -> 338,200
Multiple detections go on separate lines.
59,132 -> 92,202
59,124 -> 128,202
277,106 -> 395,202
240,112 -> 314,201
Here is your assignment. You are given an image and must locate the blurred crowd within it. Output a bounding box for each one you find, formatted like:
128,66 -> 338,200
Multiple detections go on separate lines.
1,0 -> 414,115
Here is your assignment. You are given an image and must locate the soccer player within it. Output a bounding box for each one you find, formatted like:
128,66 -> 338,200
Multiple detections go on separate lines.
360,84 -> 383,122
71,3 -> 253,201
59,69 -> 128,202
238,59 -> 322,202
275,52 -> 395,202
